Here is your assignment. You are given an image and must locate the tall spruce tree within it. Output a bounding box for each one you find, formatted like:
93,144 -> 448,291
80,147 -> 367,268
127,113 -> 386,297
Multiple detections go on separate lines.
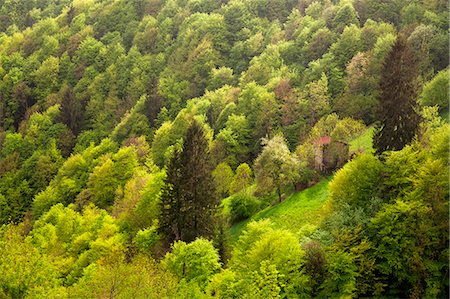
373,36 -> 421,155
159,121 -> 217,245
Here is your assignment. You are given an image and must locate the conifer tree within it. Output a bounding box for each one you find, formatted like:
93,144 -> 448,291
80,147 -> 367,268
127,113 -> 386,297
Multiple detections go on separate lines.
60,84 -> 83,135
373,36 -> 421,155
159,121 -> 217,245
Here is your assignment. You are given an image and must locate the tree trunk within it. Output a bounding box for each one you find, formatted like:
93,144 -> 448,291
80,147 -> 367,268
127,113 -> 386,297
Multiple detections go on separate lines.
277,186 -> 282,203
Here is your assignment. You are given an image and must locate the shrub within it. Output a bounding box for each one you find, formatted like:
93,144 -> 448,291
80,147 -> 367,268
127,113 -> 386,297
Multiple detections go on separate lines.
228,190 -> 261,224
135,225 -> 159,253
328,153 -> 384,210
163,238 -> 221,288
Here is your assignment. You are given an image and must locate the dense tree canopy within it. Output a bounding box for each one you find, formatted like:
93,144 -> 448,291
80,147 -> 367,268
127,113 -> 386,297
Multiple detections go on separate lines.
0,0 -> 447,297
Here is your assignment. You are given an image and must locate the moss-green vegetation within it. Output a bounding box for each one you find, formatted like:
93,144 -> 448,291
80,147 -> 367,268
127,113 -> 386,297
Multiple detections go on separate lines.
350,126 -> 374,153
0,0 -> 447,297
230,178 -> 331,242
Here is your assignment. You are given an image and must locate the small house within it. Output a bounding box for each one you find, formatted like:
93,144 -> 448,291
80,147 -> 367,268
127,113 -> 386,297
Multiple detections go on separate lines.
313,136 -> 349,173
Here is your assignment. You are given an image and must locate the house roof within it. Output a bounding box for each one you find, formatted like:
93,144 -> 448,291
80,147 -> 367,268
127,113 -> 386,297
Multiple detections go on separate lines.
315,136 -> 331,145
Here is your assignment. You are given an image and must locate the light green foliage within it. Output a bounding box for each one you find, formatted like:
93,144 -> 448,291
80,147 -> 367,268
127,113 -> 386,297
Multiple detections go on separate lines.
254,135 -> 300,201
87,157 -> 117,208
240,44 -> 285,85
111,96 -> 152,143
30,203 -> 126,285
202,86 -> 238,130
215,114 -> 251,165
330,232 -> 377,296
68,254 -> 177,298
215,220 -> 309,298
330,25 -> 363,69
25,105 -> 71,152
330,117 -> 365,143
428,123 -> 449,161
0,105 -> 71,223
319,250 -> 358,297
31,138 -> 118,218
151,121 -> 177,167
372,33 -> 397,63
383,145 -> 428,199
309,113 -> 340,139
113,146 -> 139,183
87,146 -> 138,209
157,74 -> 190,112
132,169 -> 166,231
420,69 -> 449,111
0,225 -> 60,298
175,279 -> 205,299
0,0 -> 447,296
401,3 -> 424,26
230,178 -> 330,242
236,83 -> 279,154
304,73 -> 331,125
248,261 -> 283,298
183,38 -> 222,97
75,36 -> 105,68
206,269 -> 241,298
323,120 -> 449,298
112,165 -> 165,236
0,133 -> 32,159
229,31 -> 266,74
332,3 -> 360,33
207,67 -> 234,91
227,189 -> 261,224
369,200 -> 435,295
349,126 -> 374,153
335,52 -> 378,123
21,142 -> 63,194
32,56 -> 59,102
360,20 -> 396,51
244,228 -> 304,275
212,162 -> 234,198
329,153 -> 383,209
407,24 -> 446,77
0,175 -> 32,223
229,163 -> 253,194
159,12 -> 228,99
163,238 -> 221,288
132,15 -> 159,53
151,101 -> 212,167
135,224 -> 159,252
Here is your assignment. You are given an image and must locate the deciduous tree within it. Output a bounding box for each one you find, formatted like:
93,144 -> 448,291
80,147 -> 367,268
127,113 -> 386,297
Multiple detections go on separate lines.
254,135 -> 300,202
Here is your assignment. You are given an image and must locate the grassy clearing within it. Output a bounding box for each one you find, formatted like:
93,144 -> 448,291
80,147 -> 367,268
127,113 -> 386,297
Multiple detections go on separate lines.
350,126 -> 374,153
228,127 -> 372,242
228,178 -> 332,242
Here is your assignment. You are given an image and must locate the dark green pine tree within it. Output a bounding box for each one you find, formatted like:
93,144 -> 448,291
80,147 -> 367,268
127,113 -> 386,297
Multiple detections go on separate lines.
159,120 -> 217,245
373,36 -> 421,155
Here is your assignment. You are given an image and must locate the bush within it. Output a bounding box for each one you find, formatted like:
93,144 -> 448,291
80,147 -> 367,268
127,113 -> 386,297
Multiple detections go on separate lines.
420,69 -> 449,111
328,153 -> 384,210
163,238 -> 221,288
228,190 -> 261,224
135,225 -> 159,253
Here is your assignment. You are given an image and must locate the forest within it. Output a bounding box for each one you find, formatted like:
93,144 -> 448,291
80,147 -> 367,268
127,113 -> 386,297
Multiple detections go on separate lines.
0,0 -> 448,298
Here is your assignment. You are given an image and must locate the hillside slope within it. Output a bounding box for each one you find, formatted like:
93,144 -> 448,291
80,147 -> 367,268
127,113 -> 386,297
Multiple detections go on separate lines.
229,177 -> 331,242
229,125 -> 375,242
